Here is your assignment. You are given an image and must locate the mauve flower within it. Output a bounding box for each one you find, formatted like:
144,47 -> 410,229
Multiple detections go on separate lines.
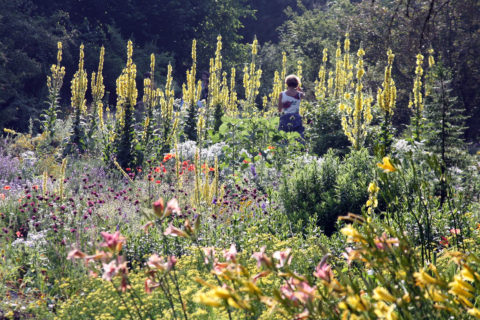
223,244 -> 237,262
164,223 -> 188,238
147,254 -> 168,271
272,248 -> 292,268
202,247 -> 216,265
153,198 -> 164,218
165,198 -> 180,217
102,260 -> 118,281
67,249 -> 86,260
251,246 -> 272,269
313,255 -> 333,282
100,231 -> 125,252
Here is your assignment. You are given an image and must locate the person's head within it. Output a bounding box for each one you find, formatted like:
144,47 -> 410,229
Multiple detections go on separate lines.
285,74 -> 300,88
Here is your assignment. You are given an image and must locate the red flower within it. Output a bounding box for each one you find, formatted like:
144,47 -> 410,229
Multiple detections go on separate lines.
163,154 -> 175,162
155,180 -> 161,184
4,186 -> 11,191
16,231 -> 22,238
125,168 -> 131,172
440,236 -> 449,247
209,167 -> 215,172
154,167 -> 161,173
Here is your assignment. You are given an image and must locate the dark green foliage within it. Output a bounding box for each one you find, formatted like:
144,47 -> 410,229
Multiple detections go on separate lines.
303,99 -> 350,157
424,64 -> 468,205
213,104 -> 224,133
184,103 -> 198,142
116,105 -> 139,169
424,64 -> 468,168
280,151 -> 339,235
280,148 -> 374,235
64,107 -> 87,155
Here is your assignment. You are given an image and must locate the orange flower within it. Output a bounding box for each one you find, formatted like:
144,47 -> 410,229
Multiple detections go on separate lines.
243,159 -> 250,164
377,157 -> 396,172
32,185 -> 39,190
267,146 -> 275,150
4,186 -> 11,191
163,154 -> 175,162
154,167 -> 161,173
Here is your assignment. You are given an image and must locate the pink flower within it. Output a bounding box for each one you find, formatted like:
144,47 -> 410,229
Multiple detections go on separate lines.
100,231 -> 125,253
165,198 -> 180,217
272,248 -> 292,268
164,223 -> 188,238
313,256 -> 333,282
450,228 -> 460,235
295,309 -> 310,320
202,247 -> 216,265
223,244 -> 237,262
85,250 -> 109,264
102,260 -> 118,281
251,246 -> 272,269
374,232 -> 399,250
147,254 -> 168,271
153,198 -> 164,218
167,256 -> 177,270
145,278 -> 160,294
67,249 -> 86,260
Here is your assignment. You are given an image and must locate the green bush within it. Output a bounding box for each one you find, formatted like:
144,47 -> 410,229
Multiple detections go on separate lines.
303,99 -> 350,157
280,148 -> 374,235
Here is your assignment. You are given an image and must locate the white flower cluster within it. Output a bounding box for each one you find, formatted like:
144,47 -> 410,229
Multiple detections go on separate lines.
173,141 -> 227,163
12,230 -> 47,248
21,151 -> 37,167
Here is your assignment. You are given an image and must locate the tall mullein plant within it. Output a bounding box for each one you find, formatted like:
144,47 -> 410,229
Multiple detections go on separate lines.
183,40 -> 199,142
141,54 -> 159,155
115,40 -> 138,169
243,38 -> 262,114
43,42 -> 66,140
376,49 -> 397,156
339,47 -> 373,150
409,54 -> 425,141
159,64 -> 178,154
66,44 -> 88,155
88,46 -> 105,151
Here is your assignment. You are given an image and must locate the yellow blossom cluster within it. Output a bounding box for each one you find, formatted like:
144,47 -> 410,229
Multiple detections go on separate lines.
70,44 -> 88,114
116,40 -> 138,125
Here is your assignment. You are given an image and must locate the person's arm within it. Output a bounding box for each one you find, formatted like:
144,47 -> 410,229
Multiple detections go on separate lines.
278,92 -> 283,112
296,87 -> 305,99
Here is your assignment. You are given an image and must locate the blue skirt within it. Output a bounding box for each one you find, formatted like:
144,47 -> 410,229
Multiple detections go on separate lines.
279,113 -> 304,137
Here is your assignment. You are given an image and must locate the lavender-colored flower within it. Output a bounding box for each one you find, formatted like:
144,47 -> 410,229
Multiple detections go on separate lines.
250,164 -> 257,178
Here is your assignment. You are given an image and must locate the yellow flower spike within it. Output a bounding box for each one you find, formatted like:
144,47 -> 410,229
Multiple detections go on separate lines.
373,287 -> 396,303
377,157 -> 396,172
227,297 -> 242,309
461,265 -> 480,282
468,308 -> 480,319
426,288 -> 448,302
346,295 -> 367,312
448,284 -> 474,300
212,287 -> 231,300
452,275 -> 475,292
197,293 -> 222,307
340,225 -> 366,243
